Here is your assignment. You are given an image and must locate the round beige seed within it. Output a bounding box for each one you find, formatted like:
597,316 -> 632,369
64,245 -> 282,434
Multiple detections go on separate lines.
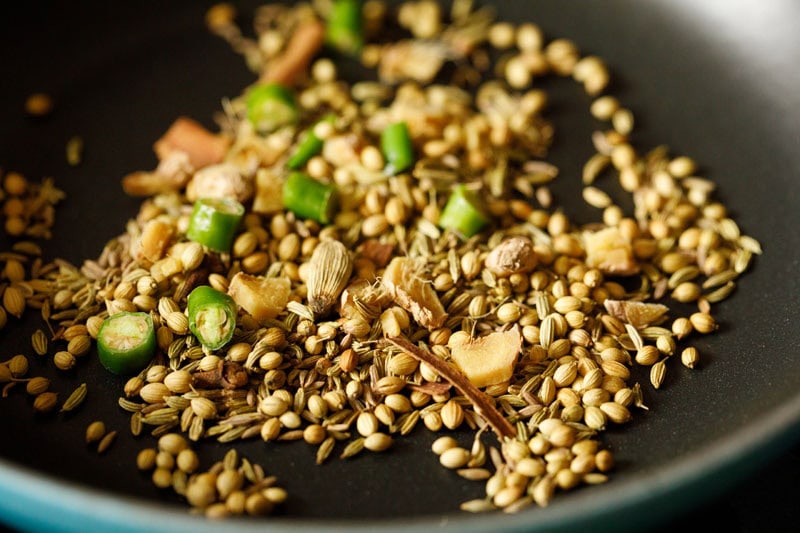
165,311 -> 189,335
176,448 -> 200,474
635,345 -> 660,366
689,312 -> 718,334
158,433 -> 188,455
25,376 -> 50,395
356,411 -> 379,437
245,493 -> 274,516
260,418 -> 281,442
515,457 -> 546,478
493,486 -> 524,508
441,399 -> 464,430
85,421 -> 106,444
584,405 -> 607,430
595,449 -> 615,472
364,432 -> 393,452
599,401 -> 631,424
495,302 -> 521,323
155,450 -> 175,471
136,448 -> 158,471
383,393 -> 412,413
360,145 -> 384,171
671,282 -> 701,303
216,469 -> 244,500
164,370 -> 192,393
259,396 -> 289,417
612,107 -> 634,135
516,23 -> 543,51
53,351 -> 76,371
140,383 -> 170,404
431,436 -> 459,455
7,354 -> 28,377
361,214 -> 389,237
225,490 -> 246,514
681,346 -> 699,369
186,479 -> 217,509
668,156 -> 697,178
151,467 -> 173,489
181,241 -> 205,270
488,21 -> 515,49
590,95 -> 620,121
191,397 -> 218,419
672,317 -> 693,339
303,424 -> 327,445
439,447 -> 471,469
262,486 -> 288,504
146,365 -> 167,383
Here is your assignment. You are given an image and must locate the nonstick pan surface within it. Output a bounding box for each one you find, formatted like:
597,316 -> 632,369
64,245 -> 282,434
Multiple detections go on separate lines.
0,1 -> 799,532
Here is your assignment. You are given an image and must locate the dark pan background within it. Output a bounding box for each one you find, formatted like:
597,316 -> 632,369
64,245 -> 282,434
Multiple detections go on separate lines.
0,1 -> 799,532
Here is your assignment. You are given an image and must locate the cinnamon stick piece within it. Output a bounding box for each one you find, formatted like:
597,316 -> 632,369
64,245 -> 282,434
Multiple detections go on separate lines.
386,336 -> 516,440
153,116 -> 230,169
260,18 -> 325,86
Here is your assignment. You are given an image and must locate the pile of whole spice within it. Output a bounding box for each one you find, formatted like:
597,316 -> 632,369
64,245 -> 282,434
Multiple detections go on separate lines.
0,0 -> 762,520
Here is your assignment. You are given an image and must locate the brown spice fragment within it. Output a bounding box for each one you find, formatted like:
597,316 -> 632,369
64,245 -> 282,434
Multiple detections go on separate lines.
386,336 -> 516,439
174,267 -> 210,304
359,240 -> 395,268
192,361 -> 248,390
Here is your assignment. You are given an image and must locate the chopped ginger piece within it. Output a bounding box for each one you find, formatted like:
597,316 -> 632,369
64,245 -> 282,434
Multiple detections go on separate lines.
228,273 -> 290,324
136,219 -> 174,264
604,299 -> 669,329
339,279 -> 392,320
450,326 -> 522,388
381,257 -> 447,330
252,169 -> 284,215
583,227 -> 639,276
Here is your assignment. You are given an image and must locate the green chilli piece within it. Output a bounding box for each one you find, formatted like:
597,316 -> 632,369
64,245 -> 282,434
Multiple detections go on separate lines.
438,184 -> 490,239
246,82 -> 298,133
186,197 -> 245,253
287,115 -> 336,170
282,172 -> 339,224
97,312 -> 156,376
187,285 -> 237,351
326,0 -> 364,56
381,121 -> 414,175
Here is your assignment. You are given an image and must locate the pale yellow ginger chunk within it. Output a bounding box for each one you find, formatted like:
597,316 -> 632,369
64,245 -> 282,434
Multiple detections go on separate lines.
136,219 -> 174,264
228,272 -> 290,324
583,227 -> 639,276
604,299 -> 669,329
339,279 -> 392,321
186,162 -> 253,204
450,326 -> 523,389
251,169 -> 284,215
381,257 -> 447,330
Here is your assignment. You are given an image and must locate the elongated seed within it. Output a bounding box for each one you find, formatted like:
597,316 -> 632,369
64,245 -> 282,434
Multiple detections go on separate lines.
61,382 -> 88,413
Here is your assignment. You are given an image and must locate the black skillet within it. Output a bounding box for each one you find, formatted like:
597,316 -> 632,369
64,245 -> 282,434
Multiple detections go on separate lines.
1,1 -> 799,531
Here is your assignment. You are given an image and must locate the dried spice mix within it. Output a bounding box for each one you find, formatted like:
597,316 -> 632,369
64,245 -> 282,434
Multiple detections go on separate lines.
0,0 -> 762,520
